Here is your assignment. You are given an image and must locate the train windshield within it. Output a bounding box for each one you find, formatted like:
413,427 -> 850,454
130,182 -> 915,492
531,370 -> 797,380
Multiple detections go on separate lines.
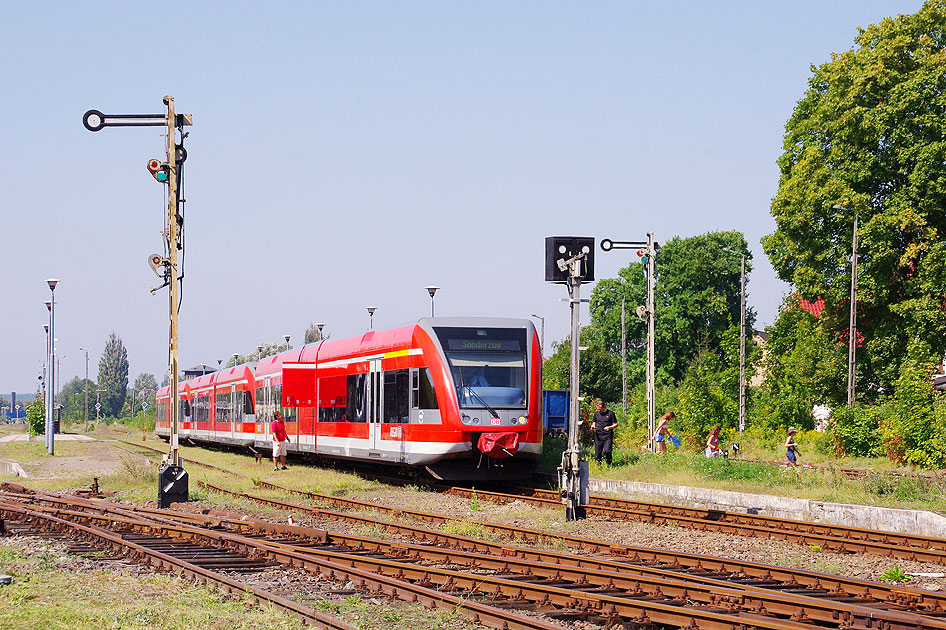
433,327 -> 528,409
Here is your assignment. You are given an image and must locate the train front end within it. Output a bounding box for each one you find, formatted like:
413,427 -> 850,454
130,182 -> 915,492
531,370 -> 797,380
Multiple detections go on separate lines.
417,317 -> 543,481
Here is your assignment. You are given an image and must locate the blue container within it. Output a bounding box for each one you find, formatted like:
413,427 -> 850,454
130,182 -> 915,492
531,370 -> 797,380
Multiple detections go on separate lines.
542,390 -> 569,436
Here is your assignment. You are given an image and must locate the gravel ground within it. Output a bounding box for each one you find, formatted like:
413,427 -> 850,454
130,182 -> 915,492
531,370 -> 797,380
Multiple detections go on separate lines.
184,482 -> 946,593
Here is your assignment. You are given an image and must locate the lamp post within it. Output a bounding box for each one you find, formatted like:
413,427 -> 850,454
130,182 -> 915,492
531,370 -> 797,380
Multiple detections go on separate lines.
79,347 -> 92,432
316,323 -> 325,341
609,289 -> 627,413
284,334 -> 291,351
232,353 -> 239,366
722,248 -> 747,433
46,279 -> 58,455
43,320 -> 49,439
425,286 -> 439,317
366,307 -> 377,330
530,314 -> 545,359
832,205 -> 858,406
257,345 -> 264,361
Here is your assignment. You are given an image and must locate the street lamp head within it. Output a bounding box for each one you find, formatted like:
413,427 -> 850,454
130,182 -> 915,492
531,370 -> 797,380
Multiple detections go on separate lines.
366,306 -> 377,316
44,300 -> 52,312
46,278 -> 59,291
831,204 -> 849,211
284,334 -> 291,345
43,324 -> 49,334
316,322 -> 325,334
257,345 -> 264,352
425,285 -> 439,298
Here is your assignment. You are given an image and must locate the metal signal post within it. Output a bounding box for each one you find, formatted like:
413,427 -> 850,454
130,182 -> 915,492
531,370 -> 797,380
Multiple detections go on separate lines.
601,233 -> 658,450
84,97 -> 191,505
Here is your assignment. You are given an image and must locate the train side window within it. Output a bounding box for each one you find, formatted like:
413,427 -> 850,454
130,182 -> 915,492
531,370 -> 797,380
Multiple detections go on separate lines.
318,375 -> 346,422
383,370 -> 409,423
216,390 -> 231,423
275,384 -> 295,422
256,387 -> 267,420
346,374 -> 367,422
412,368 -> 439,410
243,391 -> 254,416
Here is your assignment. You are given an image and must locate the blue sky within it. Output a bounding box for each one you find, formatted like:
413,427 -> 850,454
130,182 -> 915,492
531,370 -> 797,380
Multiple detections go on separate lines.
0,1 -> 925,394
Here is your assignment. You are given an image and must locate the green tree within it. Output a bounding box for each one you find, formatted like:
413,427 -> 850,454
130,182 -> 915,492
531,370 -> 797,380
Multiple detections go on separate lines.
542,329 -> 621,404
589,231 -> 754,386
754,298 -> 847,430
60,376 -> 97,424
97,332 -> 129,417
25,390 -> 44,436
762,1 -> 946,395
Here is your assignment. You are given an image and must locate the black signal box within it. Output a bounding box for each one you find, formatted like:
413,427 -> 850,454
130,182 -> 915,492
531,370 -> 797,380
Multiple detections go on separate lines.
545,236 -> 595,283
157,464 -> 188,508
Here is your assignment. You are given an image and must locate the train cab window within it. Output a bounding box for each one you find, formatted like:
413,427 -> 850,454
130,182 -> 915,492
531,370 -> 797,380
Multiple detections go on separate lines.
346,374 -> 367,422
411,368 -> 439,410
433,327 -> 527,409
383,370 -> 410,423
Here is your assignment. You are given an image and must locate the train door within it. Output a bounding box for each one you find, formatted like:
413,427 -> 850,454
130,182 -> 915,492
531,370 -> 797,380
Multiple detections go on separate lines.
368,359 -> 382,453
229,385 -> 236,441
261,377 -> 272,444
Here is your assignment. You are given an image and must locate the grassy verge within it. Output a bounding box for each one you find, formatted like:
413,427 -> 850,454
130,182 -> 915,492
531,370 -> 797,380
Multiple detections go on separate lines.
539,432 -> 946,511
0,540 -> 307,630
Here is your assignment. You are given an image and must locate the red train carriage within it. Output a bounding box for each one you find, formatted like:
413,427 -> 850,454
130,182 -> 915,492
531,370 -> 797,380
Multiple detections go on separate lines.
157,317 -> 542,480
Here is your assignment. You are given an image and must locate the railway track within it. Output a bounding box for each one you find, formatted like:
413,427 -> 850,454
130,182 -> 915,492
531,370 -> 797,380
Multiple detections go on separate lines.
113,437 -> 946,564
443,486 -> 946,564
4,486 -> 945,630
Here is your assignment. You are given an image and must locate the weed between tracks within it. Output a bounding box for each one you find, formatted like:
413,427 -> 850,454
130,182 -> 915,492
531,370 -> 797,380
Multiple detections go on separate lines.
0,539 -> 307,630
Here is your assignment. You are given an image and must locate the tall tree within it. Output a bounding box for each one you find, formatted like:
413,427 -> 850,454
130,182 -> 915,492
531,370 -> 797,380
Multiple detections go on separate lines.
60,376 -> 97,424
132,372 -> 158,411
762,1 -> 946,393
589,231 -> 754,384
97,332 -> 129,417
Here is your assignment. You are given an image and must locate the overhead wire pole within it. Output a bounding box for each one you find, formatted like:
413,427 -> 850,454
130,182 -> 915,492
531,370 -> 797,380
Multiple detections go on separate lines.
832,205 -> 858,405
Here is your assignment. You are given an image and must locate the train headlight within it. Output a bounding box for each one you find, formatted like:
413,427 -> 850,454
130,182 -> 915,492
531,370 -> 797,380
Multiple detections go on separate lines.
471,417 -> 480,425
518,416 -> 528,425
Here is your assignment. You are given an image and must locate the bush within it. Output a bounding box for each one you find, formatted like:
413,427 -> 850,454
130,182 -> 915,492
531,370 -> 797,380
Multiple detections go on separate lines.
829,404 -> 883,457
26,395 -> 45,436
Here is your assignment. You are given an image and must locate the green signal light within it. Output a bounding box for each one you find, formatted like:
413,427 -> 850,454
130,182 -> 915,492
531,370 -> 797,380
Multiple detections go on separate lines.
155,171 -> 168,182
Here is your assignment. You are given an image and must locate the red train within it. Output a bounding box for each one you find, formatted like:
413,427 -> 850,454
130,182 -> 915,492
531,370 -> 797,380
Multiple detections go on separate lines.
156,317 -> 543,480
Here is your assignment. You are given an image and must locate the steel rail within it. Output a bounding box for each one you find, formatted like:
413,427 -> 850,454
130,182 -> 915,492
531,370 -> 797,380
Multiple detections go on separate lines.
521,485 -> 946,554
0,495 -> 562,630
10,489 -> 940,630
0,494 -> 869,630
445,486 -> 946,564
100,442 -> 946,612
195,480 -> 946,616
0,501 -> 355,630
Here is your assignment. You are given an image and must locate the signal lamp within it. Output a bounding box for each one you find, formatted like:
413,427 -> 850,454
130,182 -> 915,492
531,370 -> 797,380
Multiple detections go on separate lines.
147,159 -> 169,183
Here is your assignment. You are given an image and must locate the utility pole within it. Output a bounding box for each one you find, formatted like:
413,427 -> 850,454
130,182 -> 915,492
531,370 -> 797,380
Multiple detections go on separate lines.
79,347 -> 92,432
848,213 -> 858,405
738,253 -> 746,432
831,205 -> 858,406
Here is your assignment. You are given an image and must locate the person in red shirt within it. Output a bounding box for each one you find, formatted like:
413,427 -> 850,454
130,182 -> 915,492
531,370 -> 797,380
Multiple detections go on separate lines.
271,410 -> 289,470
